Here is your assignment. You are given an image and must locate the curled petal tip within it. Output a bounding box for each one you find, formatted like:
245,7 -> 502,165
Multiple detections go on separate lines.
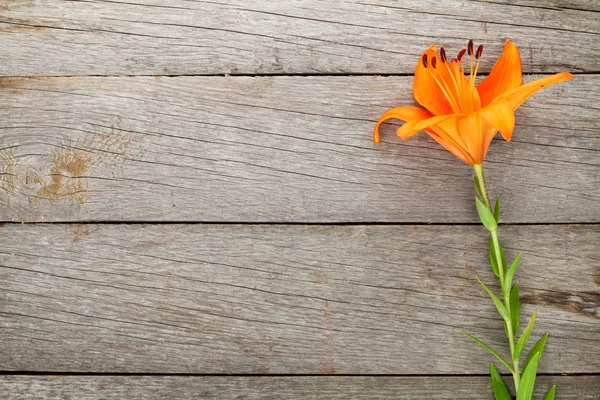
373,130 -> 381,144
562,72 -> 574,80
372,106 -> 433,143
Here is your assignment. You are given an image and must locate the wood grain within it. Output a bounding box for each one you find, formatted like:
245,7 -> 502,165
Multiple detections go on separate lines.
0,0 -> 598,76
1,375 -> 599,399
1,224 -> 598,374
0,75 -> 597,223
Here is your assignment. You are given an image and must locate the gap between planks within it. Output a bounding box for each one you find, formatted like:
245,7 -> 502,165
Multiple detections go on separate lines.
1,221 -> 600,226
0,72 -> 599,79
1,375 -> 599,399
1,372 -> 599,377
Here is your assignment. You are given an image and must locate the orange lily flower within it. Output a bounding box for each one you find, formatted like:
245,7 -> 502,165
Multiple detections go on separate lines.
373,40 -> 573,165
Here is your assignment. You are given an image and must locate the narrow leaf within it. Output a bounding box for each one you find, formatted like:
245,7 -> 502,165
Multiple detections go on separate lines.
476,276 -> 510,322
504,252 -> 522,292
474,175 -> 484,199
543,385 -> 556,400
461,331 -> 513,372
524,333 -> 548,373
510,284 -> 520,337
476,197 -> 498,231
515,310 -> 537,359
517,352 -> 541,400
490,363 -> 511,400
493,195 -> 501,223
489,237 -> 500,277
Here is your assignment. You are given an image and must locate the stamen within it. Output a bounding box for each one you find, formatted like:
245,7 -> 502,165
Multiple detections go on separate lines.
422,54 -> 428,68
475,45 -> 483,59
424,53 -> 461,113
427,69 -> 461,113
442,55 -> 462,112
457,49 -> 467,84
468,40 -> 475,112
440,48 -> 447,63
473,53 -> 482,83
469,44 -> 483,112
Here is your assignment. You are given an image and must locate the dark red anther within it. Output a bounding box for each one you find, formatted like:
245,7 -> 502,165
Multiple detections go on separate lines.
475,44 -> 483,59
422,54 -> 428,68
431,56 -> 437,68
467,40 -> 474,56
457,49 -> 466,61
440,47 -> 447,63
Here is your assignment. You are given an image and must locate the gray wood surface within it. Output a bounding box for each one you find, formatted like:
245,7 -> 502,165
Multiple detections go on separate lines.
1,0 -> 598,76
1,75 -> 597,223
1,375 -> 599,399
2,0 -> 599,396
1,224 -> 598,374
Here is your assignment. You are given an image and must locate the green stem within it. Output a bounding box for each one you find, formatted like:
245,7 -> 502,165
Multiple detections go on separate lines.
473,164 -> 492,210
473,164 -> 521,392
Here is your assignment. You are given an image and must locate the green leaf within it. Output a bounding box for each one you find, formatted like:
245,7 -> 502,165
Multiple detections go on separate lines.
490,363 -> 511,400
510,284 -> 520,337
517,352 -> 540,400
504,252 -> 522,293
515,310 -> 537,359
476,276 -> 510,322
493,195 -> 501,223
474,175 -> 484,199
524,333 -> 548,373
543,385 -> 556,400
476,197 -> 498,231
460,331 -> 513,372
489,237 -> 500,277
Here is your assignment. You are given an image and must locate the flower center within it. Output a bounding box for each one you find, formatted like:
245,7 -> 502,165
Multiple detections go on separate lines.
421,40 -> 484,114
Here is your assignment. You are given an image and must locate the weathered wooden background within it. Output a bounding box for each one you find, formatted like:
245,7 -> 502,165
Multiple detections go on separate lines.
1,0 -> 599,399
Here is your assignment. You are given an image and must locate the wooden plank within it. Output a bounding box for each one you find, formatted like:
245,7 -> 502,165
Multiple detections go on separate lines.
0,224 -> 597,374
0,75 -> 597,223
0,0 -> 598,76
1,375 -> 599,399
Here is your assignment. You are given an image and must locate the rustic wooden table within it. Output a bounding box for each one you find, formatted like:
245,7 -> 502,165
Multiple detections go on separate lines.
1,1 -> 599,398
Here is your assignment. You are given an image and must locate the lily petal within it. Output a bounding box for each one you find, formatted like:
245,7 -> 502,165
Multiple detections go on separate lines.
498,72 -> 574,111
397,114 -> 455,139
413,115 -> 477,165
457,113 -> 486,164
478,97 -> 515,141
432,116 -> 470,154
481,122 -> 502,162
413,45 -> 455,116
426,125 -> 476,165
477,40 -> 523,107
373,106 -> 432,143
